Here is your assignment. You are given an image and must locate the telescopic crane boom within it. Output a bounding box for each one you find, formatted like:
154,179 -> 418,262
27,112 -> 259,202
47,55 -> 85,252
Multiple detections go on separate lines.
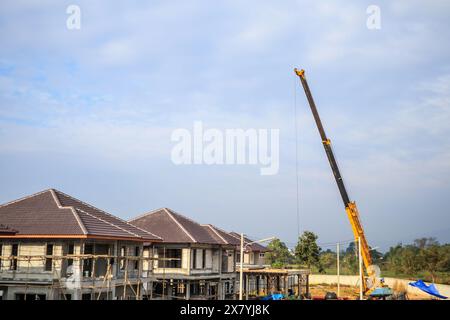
294,68 -> 373,292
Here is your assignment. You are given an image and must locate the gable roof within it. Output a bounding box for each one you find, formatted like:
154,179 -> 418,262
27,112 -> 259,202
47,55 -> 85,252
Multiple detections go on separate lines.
201,224 -> 241,246
0,189 -> 161,242
229,232 -> 269,252
129,208 -> 224,245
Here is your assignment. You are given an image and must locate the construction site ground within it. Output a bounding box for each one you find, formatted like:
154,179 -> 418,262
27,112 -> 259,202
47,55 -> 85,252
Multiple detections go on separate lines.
309,284 -> 431,300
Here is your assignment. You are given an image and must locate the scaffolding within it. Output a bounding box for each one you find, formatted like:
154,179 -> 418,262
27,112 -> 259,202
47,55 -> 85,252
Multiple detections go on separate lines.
0,250 -> 309,301
237,268 -> 310,299
0,251 -> 182,300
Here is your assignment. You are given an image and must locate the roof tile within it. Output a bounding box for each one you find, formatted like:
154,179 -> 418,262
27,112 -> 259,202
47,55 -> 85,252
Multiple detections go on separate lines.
130,208 -> 223,245
0,189 -> 160,241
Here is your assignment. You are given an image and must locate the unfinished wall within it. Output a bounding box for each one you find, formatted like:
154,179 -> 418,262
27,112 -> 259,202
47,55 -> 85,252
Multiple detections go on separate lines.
0,241 -> 70,280
153,247 -> 190,275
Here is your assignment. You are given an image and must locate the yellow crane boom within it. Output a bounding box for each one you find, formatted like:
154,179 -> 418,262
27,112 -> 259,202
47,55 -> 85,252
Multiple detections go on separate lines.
294,68 -> 373,292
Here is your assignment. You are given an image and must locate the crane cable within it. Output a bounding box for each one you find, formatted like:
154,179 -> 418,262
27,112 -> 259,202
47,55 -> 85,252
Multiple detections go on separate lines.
293,74 -> 300,239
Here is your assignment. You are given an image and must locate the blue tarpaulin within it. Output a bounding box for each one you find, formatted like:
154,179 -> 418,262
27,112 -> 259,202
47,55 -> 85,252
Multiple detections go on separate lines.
409,280 -> 448,299
261,293 -> 284,300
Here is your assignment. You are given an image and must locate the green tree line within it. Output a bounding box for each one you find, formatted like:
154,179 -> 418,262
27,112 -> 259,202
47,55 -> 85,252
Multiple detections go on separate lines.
265,232 -> 450,284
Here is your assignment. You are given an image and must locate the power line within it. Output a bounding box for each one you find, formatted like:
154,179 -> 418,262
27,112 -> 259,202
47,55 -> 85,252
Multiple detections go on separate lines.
317,239 -> 356,247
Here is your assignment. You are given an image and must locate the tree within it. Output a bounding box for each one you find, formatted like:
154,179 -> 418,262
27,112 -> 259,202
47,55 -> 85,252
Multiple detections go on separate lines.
440,244 -> 450,271
384,239 -> 450,282
400,245 -> 422,274
414,237 -> 439,249
343,252 -> 359,274
341,242 -> 358,273
319,249 -> 336,272
385,243 -> 423,275
385,244 -> 405,273
370,247 -> 383,265
294,231 -> 321,269
345,241 -> 356,255
265,238 -> 292,268
415,239 -> 450,283
341,242 -> 383,273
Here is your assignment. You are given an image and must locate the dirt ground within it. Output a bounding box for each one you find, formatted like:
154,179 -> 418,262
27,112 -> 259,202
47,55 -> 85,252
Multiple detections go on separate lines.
309,284 -> 431,300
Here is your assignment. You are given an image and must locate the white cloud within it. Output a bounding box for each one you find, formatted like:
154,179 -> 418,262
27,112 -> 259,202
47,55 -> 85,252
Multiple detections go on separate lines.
338,73 -> 450,190
0,0 -> 450,246
96,38 -> 139,66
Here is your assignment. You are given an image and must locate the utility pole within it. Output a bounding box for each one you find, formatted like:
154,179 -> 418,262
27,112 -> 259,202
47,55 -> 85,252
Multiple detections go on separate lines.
337,242 -> 340,298
239,233 -> 244,300
358,237 -> 363,300
239,235 -> 275,300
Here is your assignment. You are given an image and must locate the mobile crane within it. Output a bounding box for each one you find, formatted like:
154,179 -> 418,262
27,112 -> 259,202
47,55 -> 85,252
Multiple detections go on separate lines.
294,68 -> 392,298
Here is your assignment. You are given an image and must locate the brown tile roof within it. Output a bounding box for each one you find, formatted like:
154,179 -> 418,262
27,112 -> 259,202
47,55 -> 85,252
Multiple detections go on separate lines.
129,208 -> 224,245
53,190 -> 161,241
229,232 -> 269,252
0,224 -> 17,235
201,224 -> 240,246
0,189 -> 161,241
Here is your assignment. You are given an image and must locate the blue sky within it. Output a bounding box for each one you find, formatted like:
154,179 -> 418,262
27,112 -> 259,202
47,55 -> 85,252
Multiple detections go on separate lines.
0,1 -> 449,251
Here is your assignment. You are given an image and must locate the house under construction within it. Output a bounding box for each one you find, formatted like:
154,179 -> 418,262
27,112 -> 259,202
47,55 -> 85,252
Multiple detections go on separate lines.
130,208 -> 238,300
0,189 -> 310,300
0,189 -> 161,300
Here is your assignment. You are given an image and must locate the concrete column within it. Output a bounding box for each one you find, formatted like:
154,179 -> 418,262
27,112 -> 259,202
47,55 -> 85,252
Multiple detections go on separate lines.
245,275 -> 249,300
306,275 -> 310,298
185,280 -> 190,300
218,248 -> 223,273
187,246 -> 192,275
284,275 -> 288,296
219,281 -> 223,300
256,276 -> 260,296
